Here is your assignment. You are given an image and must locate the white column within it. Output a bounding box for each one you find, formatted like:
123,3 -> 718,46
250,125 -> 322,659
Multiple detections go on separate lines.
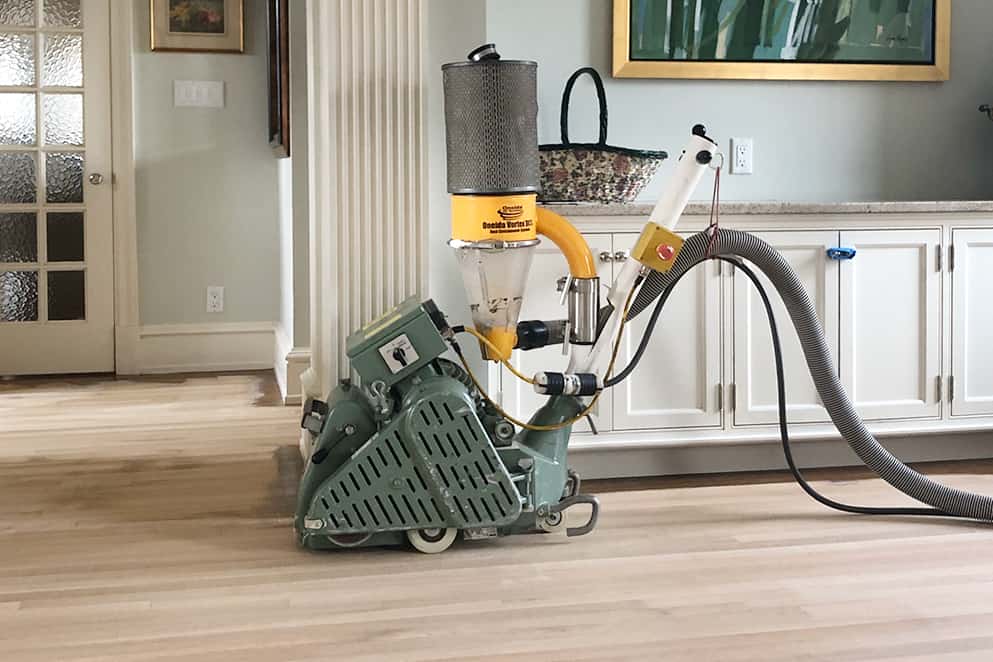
305,0 -> 428,398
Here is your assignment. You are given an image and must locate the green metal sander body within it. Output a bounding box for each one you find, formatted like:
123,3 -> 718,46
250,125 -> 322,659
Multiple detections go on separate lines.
295,297 -> 598,553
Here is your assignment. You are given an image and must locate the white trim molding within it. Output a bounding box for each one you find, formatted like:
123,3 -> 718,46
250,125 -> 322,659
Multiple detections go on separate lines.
110,0 -> 140,375
570,432 -> 993,480
274,323 -> 310,405
136,323 -> 276,374
306,0 -> 428,398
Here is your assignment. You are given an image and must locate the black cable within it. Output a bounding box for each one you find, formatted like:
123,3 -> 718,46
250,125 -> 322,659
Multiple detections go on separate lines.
604,262 -> 700,388
607,255 -> 959,519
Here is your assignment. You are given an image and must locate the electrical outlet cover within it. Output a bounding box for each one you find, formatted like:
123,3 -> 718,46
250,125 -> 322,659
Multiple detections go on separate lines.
206,286 -> 224,313
731,137 -> 754,175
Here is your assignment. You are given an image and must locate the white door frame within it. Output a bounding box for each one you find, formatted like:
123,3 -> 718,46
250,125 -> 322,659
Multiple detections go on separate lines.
107,0 -> 140,374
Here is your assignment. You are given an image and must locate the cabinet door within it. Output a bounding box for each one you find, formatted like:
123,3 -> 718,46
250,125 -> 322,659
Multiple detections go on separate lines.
612,233 -> 722,431
839,229 -> 941,421
951,229 -> 993,416
732,231 -> 840,425
500,234 -> 614,433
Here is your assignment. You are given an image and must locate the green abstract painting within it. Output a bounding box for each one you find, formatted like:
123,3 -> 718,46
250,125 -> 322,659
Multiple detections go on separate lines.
629,0 -> 937,64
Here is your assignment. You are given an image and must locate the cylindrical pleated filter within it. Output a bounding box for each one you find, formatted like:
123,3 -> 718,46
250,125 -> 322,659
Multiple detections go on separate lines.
442,46 -> 539,195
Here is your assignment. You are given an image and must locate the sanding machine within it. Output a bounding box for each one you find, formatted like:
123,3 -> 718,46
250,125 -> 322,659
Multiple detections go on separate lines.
295,45 -> 993,554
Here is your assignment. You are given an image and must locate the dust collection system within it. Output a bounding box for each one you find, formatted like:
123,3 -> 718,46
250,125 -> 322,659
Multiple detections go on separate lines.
295,45 -> 993,554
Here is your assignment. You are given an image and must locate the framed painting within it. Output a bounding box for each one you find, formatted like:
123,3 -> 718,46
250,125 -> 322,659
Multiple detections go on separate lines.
613,0 -> 950,81
267,0 -> 290,158
150,0 -> 245,53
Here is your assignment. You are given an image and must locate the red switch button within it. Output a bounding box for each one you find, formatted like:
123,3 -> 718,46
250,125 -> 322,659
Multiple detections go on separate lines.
656,244 -> 676,261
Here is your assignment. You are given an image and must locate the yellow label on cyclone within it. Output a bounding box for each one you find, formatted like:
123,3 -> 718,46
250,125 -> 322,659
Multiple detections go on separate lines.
451,194 -> 538,243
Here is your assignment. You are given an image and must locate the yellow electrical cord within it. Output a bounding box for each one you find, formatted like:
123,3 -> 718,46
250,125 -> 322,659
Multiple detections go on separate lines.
458,327 -> 535,385
454,287 -> 637,432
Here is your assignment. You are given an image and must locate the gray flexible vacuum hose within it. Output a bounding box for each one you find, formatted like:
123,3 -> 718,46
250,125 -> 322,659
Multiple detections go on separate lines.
631,228 -> 993,521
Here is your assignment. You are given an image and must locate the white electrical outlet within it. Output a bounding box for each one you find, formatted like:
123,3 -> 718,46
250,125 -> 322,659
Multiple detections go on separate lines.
731,137 -> 754,175
206,286 -> 224,313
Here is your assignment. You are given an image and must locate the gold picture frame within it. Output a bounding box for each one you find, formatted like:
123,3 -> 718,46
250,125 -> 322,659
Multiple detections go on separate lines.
151,0 -> 245,53
613,0 -> 950,81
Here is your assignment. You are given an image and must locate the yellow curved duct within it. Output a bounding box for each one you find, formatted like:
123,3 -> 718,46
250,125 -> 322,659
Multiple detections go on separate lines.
535,208 -> 597,279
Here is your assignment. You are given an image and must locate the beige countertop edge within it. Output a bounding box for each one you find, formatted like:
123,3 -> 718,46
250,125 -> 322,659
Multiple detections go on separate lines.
541,200 -> 993,217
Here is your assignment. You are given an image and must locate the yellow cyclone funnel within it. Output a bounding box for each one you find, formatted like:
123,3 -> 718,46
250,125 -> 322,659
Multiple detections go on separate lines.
450,194 -> 596,361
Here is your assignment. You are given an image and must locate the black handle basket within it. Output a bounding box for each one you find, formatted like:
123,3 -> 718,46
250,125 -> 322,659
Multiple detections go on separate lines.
538,67 -> 668,204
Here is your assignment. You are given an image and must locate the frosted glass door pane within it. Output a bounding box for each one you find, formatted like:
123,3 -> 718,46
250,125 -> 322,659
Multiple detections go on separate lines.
0,93 -> 36,145
0,152 -> 37,203
0,213 -> 37,262
42,94 -> 82,145
45,151 -> 83,203
43,0 -> 80,28
0,0 -> 35,26
0,270 -> 38,321
0,32 -> 35,85
42,33 -> 81,86
47,269 -> 84,320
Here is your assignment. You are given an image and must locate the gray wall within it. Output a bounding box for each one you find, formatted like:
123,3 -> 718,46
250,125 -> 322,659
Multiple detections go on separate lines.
486,0 -> 993,202
133,0 -> 280,325
425,0 -> 489,380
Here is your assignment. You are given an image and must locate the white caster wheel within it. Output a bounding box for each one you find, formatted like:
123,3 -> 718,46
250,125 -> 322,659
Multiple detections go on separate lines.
538,511 -> 566,533
406,527 -> 457,554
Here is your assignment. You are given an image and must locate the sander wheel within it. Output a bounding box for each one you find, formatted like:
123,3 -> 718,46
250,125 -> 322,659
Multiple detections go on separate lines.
406,528 -> 458,554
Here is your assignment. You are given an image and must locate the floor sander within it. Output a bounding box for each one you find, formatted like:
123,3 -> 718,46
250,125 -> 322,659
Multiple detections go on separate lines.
295,45 -> 993,553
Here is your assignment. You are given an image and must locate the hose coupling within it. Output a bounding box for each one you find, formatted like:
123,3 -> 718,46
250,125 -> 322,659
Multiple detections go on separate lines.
533,372 -> 601,396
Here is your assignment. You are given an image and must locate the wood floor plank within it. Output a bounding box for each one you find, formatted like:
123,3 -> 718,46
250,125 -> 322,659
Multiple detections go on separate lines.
2,372 -> 993,660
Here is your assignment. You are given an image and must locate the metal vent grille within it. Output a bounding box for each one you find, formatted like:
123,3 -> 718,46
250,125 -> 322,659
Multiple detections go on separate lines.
443,60 -> 539,195
309,393 -> 522,534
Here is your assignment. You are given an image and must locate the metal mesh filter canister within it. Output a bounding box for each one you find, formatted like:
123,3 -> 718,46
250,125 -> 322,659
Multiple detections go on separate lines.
442,56 -> 539,195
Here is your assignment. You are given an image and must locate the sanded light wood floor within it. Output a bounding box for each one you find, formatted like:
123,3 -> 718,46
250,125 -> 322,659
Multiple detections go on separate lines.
3,373 -> 993,661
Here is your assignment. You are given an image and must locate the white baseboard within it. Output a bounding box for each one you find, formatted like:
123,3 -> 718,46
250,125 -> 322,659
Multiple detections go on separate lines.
136,322 -> 276,374
569,431 -> 993,480
274,323 -> 310,405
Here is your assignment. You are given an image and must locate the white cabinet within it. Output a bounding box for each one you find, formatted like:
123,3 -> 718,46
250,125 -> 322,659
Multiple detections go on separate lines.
839,229 -> 941,421
951,229 -> 993,417
732,231 -> 839,425
612,233 -> 722,431
497,221 -> 951,450
500,234 -> 613,433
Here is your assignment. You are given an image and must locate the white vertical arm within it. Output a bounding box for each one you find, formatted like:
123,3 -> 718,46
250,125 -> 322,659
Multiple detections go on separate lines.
570,129 -> 717,378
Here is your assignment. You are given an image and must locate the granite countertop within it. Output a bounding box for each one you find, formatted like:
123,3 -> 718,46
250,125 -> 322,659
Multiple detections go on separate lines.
542,200 -> 993,216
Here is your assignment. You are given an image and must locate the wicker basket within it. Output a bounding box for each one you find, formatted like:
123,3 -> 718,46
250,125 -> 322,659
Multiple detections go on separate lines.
538,67 -> 667,204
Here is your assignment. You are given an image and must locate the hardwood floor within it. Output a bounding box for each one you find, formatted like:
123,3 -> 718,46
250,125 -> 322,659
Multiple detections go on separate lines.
2,373 -> 993,661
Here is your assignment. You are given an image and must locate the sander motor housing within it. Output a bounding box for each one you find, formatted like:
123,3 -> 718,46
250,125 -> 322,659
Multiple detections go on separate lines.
295,297 -> 599,552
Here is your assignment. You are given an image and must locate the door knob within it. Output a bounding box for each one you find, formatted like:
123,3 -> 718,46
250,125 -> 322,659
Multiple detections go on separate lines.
598,251 -> 613,263
88,173 -> 105,185
613,251 -> 629,262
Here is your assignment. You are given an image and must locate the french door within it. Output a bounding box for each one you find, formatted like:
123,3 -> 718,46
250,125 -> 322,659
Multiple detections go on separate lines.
0,0 -> 113,375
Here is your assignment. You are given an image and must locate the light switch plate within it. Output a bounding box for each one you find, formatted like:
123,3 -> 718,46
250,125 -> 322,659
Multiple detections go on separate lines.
174,80 -> 225,108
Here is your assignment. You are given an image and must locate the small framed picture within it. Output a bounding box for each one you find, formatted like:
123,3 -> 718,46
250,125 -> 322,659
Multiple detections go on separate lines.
150,0 -> 245,53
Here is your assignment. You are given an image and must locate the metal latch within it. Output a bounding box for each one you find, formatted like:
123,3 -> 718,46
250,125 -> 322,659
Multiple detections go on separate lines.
301,398 -> 329,434
826,247 -> 857,260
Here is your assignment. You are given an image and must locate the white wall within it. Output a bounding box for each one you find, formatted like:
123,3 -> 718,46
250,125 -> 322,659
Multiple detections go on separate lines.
132,0 -> 280,325
485,0 -> 993,203
289,0 -> 309,349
